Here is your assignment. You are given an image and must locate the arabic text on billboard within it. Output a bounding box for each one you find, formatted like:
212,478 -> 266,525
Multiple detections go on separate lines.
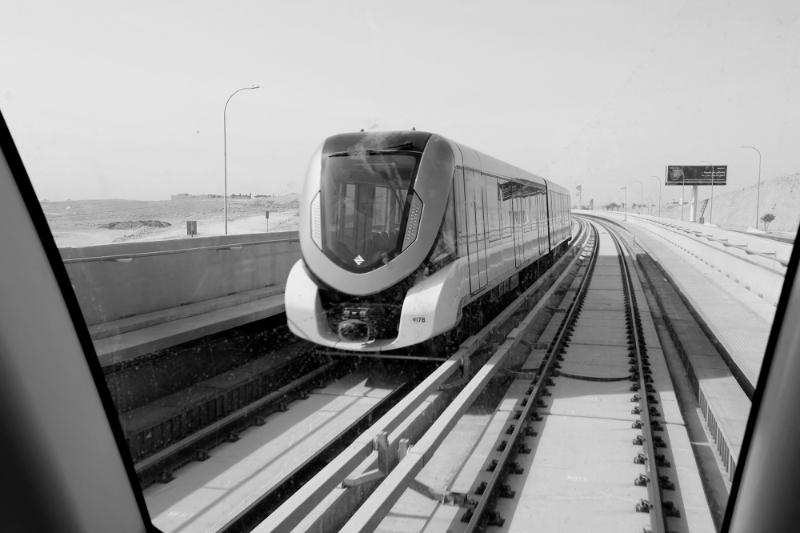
665,165 -> 727,186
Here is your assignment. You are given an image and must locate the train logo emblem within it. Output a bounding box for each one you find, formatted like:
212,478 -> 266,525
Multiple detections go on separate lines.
354,255 -> 364,265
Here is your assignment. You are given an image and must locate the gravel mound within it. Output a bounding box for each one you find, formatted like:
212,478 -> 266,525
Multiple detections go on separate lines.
99,220 -> 172,230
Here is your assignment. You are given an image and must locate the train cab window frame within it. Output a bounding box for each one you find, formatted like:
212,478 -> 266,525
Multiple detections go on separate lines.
425,185 -> 458,270
319,151 -> 422,273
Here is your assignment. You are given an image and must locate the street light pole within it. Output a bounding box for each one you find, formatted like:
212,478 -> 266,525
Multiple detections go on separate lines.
741,146 -> 762,229
681,172 -> 685,222
621,186 -> 627,219
635,180 -> 643,213
650,175 -> 661,217
700,160 -> 714,224
224,85 -> 260,235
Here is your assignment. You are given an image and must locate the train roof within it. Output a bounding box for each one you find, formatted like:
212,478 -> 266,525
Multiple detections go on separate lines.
543,179 -> 569,196
321,130 -> 569,196
322,131 -> 432,155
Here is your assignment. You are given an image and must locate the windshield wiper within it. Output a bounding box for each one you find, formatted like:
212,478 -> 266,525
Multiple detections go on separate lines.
328,141 -> 417,157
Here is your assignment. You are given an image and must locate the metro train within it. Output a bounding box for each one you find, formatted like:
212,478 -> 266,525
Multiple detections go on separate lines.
285,131 -> 571,353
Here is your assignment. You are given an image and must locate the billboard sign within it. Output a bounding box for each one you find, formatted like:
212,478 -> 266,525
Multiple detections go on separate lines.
665,165 -> 727,186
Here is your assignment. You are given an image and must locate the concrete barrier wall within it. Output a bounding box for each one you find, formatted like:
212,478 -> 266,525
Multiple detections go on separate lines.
590,212 -> 785,305
629,214 -> 794,265
60,232 -> 301,326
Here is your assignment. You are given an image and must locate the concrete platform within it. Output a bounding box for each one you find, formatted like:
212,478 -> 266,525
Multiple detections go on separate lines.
492,222 -> 713,533
590,214 -> 754,482
558,352 -> 632,380
568,325 -> 629,346
499,414 -> 651,533
144,370 -> 400,533
521,349 -> 548,371
609,215 -> 772,389
94,286 -> 286,367
362,224 -> 714,532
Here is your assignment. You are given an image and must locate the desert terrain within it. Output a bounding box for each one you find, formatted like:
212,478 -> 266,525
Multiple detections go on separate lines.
44,174 -> 800,249
42,194 -> 300,248
607,173 -> 799,237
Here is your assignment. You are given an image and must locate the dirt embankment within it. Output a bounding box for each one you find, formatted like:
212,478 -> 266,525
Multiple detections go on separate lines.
658,173 -> 800,232
41,193 -> 301,247
98,220 -> 171,230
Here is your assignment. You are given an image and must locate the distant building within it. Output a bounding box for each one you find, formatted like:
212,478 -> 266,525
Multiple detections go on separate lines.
230,193 -> 251,199
171,194 -> 224,201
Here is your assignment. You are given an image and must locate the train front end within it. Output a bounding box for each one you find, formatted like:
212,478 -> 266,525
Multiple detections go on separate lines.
286,131 -> 463,353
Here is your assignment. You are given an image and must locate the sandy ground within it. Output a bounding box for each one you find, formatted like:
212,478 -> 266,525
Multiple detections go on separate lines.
605,173 -> 799,237
140,210 -> 299,242
42,195 -> 300,248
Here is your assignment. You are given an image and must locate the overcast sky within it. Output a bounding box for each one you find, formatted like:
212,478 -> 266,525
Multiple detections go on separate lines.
1,0 -> 798,206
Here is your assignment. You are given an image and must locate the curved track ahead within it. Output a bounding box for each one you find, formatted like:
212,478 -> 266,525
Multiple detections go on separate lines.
341,218 -> 716,533
452,219 -> 715,533
141,218 -> 721,533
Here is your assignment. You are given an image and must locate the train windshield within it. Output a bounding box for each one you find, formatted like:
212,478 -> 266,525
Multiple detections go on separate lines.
320,152 -> 421,272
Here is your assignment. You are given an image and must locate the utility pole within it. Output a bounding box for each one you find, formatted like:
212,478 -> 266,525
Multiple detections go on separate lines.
700,160 -> 714,224
224,85 -> 260,235
621,186 -> 627,220
635,181 -> 643,214
650,175 -> 661,217
741,146 -> 762,229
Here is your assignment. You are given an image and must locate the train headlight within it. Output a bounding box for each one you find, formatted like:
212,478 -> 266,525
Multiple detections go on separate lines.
311,192 -> 322,250
338,319 -> 371,342
401,192 -> 423,251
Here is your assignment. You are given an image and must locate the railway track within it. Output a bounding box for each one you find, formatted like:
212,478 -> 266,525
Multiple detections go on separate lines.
251,220 -> 593,532
143,358 -> 423,533
463,219 -> 680,532
258,218 -> 714,533
139,219 -> 596,533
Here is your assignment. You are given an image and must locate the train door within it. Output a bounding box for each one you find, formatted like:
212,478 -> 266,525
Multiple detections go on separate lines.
485,176 -> 501,282
537,189 -> 547,255
464,169 -> 488,292
546,190 -> 554,251
525,190 -> 536,260
453,167 -> 468,259
497,178 -> 516,271
512,183 -> 524,266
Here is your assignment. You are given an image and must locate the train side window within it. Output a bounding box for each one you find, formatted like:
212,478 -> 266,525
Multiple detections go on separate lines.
428,186 -> 457,267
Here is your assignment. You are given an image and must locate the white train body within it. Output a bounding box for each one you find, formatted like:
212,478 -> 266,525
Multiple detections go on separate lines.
286,131 -> 570,352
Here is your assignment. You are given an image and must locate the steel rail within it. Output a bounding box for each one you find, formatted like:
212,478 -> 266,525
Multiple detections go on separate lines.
463,220 -> 599,532
260,219 -> 591,533
603,220 -> 668,533
61,237 -> 299,264
256,344 -> 474,533
218,367 -> 419,533
337,221 -> 593,533
135,355 -> 335,487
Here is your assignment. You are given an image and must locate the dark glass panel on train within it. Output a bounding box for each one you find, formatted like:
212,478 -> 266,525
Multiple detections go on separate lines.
320,152 -> 421,273
428,186 -> 457,268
